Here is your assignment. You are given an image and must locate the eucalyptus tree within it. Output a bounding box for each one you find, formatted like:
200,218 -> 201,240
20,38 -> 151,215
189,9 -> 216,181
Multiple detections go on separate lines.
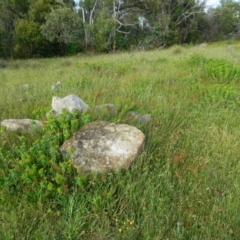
141,0 -> 206,46
41,8 -> 84,55
0,0 -> 73,58
0,0 -> 32,57
206,0 -> 240,41
78,0 -> 149,50
112,0 -> 149,49
78,0 -> 114,50
0,0 -> 15,57
13,0 -> 66,58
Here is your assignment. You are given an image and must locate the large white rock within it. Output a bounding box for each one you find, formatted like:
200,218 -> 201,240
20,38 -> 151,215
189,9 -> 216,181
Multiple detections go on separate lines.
51,94 -> 89,116
1,119 -> 43,131
60,121 -> 145,173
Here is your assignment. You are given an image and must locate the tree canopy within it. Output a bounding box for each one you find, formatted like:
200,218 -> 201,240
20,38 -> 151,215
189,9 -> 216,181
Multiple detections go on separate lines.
1,0 -> 240,58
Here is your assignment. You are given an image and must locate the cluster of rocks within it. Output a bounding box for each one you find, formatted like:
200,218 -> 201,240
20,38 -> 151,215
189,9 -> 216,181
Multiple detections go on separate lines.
1,94 -> 150,174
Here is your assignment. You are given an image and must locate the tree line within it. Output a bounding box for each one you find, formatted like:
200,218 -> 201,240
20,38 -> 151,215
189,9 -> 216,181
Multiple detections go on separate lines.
0,0 -> 240,59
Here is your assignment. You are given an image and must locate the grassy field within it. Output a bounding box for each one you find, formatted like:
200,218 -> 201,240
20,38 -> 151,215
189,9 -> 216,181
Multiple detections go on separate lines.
0,42 -> 240,239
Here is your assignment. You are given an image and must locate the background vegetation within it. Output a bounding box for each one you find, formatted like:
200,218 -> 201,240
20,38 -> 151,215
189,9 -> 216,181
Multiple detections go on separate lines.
0,42 -> 240,239
1,0 -> 240,58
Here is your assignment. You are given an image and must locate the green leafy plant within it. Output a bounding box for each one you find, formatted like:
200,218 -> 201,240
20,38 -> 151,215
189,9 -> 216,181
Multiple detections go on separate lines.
41,8 -> 83,55
0,110 -> 91,201
188,55 -> 240,84
202,84 -> 240,108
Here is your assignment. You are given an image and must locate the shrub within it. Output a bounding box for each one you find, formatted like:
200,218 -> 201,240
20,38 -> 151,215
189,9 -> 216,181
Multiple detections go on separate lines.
14,20 -> 46,58
188,55 -> 240,84
0,58 -> 7,68
0,110 -> 91,202
202,84 -> 240,108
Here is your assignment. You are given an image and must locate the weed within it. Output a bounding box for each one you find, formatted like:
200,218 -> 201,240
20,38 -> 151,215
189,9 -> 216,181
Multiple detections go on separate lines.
0,110 -> 91,202
188,55 -> 240,84
202,84 -> 240,108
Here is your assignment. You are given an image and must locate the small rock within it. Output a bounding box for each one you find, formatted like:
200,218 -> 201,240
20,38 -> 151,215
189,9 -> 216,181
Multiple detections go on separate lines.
1,119 -> 43,131
51,94 -> 89,116
139,114 -> 151,124
51,81 -> 61,91
18,98 -> 27,103
126,111 -> 151,124
94,104 -> 117,116
21,84 -> 30,90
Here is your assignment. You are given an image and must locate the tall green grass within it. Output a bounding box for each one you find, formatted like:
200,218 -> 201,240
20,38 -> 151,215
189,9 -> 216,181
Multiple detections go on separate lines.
0,42 -> 240,239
